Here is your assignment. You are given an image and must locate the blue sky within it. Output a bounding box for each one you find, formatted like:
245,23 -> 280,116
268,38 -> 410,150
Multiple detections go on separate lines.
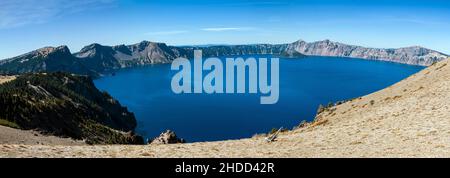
0,0 -> 449,59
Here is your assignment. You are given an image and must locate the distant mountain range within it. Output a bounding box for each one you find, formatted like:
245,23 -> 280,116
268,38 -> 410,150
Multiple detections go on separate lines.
0,39 -> 448,77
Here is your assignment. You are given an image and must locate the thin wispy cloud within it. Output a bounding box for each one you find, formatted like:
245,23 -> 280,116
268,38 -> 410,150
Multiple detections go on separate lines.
202,27 -> 254,32
309,15 -> 449,27
0,0 -> 116,29
145,30 -> 188,36
382,17 -> 448,26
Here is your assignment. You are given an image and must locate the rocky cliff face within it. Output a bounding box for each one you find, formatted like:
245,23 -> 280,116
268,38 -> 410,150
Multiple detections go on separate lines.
0,46 -> 97,76
287,40 -> 448,66
75,43 -> 122,73
182,44 -> 290,58
74,42 -> 295,69
74,41 -> 190,72
0,39 -> 448,77
0,41 -> 189,76
0,72 -> 143,144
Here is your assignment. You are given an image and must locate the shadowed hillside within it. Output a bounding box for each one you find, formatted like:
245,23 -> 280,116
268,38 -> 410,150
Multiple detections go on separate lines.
0,72 -> 143,145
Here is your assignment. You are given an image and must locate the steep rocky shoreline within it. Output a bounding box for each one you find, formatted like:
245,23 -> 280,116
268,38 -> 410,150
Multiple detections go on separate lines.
0,39 -> 447,77
287,40 -> 446,66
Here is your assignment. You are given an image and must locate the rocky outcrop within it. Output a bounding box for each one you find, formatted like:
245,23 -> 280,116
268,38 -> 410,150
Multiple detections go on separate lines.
286,40 -> 448,66
75,43 -> 122,73
0,72 -> 144,144
0,46 -> 97,76
148,130 -> 186,144
75,41 -> 190,71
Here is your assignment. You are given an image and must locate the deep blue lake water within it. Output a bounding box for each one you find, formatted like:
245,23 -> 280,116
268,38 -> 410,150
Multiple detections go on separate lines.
94,56 -> 424,142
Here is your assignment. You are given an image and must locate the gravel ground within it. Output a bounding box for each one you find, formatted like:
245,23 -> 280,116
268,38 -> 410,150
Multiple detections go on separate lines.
0,125 -> 84,146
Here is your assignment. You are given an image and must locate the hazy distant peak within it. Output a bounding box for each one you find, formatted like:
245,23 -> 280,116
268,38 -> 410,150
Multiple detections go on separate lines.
76,43 -> 115,59
3,45 -> 73,62
292,39 -> 306,44
129,41 -> 166,51
111,44 -> 131,55
135,40 -> 166,45
83,43 -> 104,49
35,45 -> 70,56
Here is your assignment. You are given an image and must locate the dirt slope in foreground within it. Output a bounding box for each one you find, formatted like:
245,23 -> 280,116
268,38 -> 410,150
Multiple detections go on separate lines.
0,125 -> 84,146
1,58 -> 450,158
0,76 -> 15,84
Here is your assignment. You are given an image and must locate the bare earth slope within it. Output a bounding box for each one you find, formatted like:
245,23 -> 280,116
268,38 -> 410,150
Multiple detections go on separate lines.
1,58 -> 450,158
0,125 -> 83,146
0,75 -> 15,84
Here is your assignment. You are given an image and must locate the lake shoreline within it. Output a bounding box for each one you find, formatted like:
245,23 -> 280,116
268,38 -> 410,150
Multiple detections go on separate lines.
94,56 -> 424,142
1,58 -> 448,157
0,56 -> 426,145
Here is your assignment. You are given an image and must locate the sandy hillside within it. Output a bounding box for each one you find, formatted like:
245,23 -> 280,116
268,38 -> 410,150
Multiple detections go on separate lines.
0,75 -> 15,84
1,58 -> 450,158
0,125 -> 84,146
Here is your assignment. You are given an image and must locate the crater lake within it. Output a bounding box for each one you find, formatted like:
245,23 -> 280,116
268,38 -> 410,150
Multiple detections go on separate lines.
94,56 -> 424,142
